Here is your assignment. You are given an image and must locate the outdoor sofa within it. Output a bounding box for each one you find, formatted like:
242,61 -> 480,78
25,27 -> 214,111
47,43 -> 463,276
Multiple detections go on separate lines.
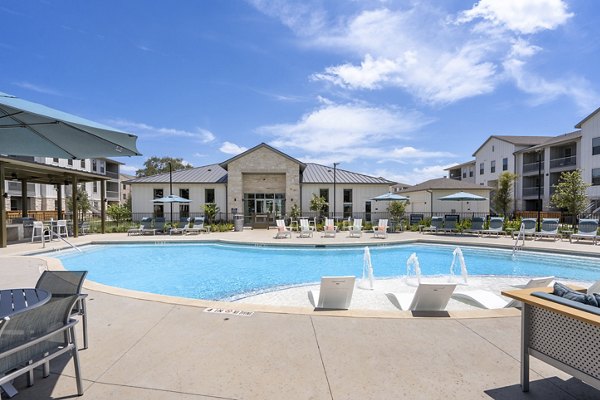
503,284 -> 600,393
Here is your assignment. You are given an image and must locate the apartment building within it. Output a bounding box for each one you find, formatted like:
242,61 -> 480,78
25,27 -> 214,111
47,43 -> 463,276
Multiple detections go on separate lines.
4,156 -> 123,214
445,160 -> 476,183
446,106 -> 600,213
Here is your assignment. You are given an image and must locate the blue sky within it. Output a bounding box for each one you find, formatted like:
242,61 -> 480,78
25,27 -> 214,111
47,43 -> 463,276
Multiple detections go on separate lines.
2,0 -> 599,184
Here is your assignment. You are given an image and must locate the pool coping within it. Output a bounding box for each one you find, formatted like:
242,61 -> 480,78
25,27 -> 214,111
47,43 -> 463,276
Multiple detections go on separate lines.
27,234 -> 600,319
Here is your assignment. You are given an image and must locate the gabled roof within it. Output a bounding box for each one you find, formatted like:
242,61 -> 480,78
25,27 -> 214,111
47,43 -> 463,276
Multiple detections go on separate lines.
302,163 -> 396,184
514,130 -> 582,154
472,135 -> 553,157
219,142 -> 306,170
398,178 -> 492,194
125,164 -> 227,184
575,106 -> 600,128
444,160 -> 476,171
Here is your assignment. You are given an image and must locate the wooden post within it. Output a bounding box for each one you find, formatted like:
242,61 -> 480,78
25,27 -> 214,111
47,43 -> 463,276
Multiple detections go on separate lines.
21,178 -> 28,218
0,163 -> 6,248
56,184 -> 63,219
72,175 -> 78,238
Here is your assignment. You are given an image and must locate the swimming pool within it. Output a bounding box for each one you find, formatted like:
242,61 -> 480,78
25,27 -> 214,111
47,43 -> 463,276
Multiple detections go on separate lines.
52,243 -> 600,301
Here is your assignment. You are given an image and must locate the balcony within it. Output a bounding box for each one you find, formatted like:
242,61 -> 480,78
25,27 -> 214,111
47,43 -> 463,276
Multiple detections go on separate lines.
522,161 -> 544,174
105,170 -> 119,179
106,190 -> 119,200
549,155 -> 576,169
522,186 -> 544,197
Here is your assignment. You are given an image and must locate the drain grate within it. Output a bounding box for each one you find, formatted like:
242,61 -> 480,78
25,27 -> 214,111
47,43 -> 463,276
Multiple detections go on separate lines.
203,307 -> 254,317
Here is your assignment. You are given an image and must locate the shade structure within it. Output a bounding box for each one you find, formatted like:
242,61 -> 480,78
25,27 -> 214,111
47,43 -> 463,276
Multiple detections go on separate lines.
0,92 -> 141,159
153,195 -> 192,224
438,191 -> 487,201
370,192 -> 409,201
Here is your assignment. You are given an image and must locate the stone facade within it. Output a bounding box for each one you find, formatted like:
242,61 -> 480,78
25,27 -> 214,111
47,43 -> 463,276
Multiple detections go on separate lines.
226,146 -> 301,214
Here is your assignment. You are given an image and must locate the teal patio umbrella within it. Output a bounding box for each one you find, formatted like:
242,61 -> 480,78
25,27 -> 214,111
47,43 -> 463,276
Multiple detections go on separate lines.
152,195 -> 192,224
370,192 -> 409,201
439,191 -> 487,213
0,92 -> 140,159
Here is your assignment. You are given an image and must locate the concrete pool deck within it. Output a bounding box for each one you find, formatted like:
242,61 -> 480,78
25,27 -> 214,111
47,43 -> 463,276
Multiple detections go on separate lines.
1,230 -> 599,398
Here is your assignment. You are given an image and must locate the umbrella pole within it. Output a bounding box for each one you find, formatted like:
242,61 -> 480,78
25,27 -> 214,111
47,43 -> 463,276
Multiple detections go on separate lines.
169,163 -> 173,224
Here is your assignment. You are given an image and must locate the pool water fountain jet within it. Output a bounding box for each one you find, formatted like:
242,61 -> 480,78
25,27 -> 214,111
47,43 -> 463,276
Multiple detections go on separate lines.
358,247 -> 375,290
405,252 -> 421,286
449,247 -> 469,285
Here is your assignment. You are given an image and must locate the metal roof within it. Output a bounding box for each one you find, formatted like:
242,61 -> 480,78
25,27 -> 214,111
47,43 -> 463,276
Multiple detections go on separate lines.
444,160 -> 476,170
302,163 -> 396,184
472,135 -> 553,157
513,130 -> 582,154
125,164 -> 227,184
398,178 -> 492,193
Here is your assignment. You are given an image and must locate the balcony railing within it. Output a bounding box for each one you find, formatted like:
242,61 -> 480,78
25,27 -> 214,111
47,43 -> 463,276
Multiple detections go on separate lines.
106,190 -> 119,200
522,161 -> 544,173
105,170 -> 119,179
522,186 -> 544,197
549,156 -> 576,169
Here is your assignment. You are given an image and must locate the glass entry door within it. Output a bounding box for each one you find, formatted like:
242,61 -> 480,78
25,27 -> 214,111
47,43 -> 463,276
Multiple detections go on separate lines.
243,193 -> 285,225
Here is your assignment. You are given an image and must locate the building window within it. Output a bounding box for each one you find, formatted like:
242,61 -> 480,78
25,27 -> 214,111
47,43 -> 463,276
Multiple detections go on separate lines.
93,182 -> 98,193
319,189 -> 329,202
122,183 -> 127,190
153,188 -> 164,199
593,169 -> 600,186
492,145 -> 495,152
479,163 -> 484,175
92,160 -> 97,172
502,157 -> 508,171
462,172 -> 466,178
593,138 -> 600,155
81,160 -> 86,168
469,170 -> 473,177
122,194 -> 126,200
67,159 -> 73,166
343,189 -> 352,218
205,188 -> 215,203
52,158 -> 59,163
490,160 -> 496,173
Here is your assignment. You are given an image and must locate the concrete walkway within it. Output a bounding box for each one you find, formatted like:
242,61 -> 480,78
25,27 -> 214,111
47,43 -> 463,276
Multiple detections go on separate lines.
1,230 -> 599,399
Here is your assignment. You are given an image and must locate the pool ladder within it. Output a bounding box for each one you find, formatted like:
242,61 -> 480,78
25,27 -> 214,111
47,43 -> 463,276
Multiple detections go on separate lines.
42,230 -> 82,252
512,222 -> 526,256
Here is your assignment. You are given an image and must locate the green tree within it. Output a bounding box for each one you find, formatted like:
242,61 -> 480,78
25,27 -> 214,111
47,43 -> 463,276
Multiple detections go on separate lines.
289,203 -> 301,220
203,203 -> 219,224
387,201 -> 406,224
136,156 -> 193,177
66,185 -> 91,220
550,170 -> 589,217
309,194 -> 327,218
494,172 -> 517,216
107,204 -> 131,227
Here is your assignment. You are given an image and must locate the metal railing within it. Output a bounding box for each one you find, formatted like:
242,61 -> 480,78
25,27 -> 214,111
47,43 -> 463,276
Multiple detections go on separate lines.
549,156 -> 576,169
522,187 -> 544,197
523,161 -> 544,173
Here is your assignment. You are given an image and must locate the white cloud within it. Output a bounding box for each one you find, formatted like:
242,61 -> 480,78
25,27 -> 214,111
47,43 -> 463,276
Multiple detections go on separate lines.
220,141 -> 248,155
258,103 -> 432,155
374,164 -> 454,186
13,81 -> 62,96
457,0 -> 573,35
119,164 -> 140,174
108,119 -> 215,143
253,2 -> 589,108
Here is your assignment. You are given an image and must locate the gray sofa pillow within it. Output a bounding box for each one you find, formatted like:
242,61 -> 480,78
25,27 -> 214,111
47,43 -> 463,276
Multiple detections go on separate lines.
553,282 -> 599,307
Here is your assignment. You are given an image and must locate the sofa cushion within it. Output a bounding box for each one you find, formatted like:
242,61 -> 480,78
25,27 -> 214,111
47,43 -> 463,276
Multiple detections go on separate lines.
552,282 -> 599,307
532,292 -> 600,316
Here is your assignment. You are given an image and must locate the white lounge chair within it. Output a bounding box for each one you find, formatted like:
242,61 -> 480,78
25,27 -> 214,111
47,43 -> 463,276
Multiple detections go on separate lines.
127,224 -> 143,236
534,218 -> 560,241
587,280 -> 600,294
570,219 -> 599,244
274,219 -> 292,239
373,219 -> 388,239
308,276 -> 355,310
140,217 -> 157,235
386,283 -> 456,311
512,218 -> 537,240
452,276 -> 555,309
347,218 -> 362,238
184,217 -> 208,234
322,218 -> 336,238
422,216 -> 443,234
479,217 -> 504,236
298,218 -> 314,238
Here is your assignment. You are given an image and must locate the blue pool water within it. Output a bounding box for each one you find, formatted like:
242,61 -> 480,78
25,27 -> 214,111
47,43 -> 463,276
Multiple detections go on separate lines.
53,243 -> 600,301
